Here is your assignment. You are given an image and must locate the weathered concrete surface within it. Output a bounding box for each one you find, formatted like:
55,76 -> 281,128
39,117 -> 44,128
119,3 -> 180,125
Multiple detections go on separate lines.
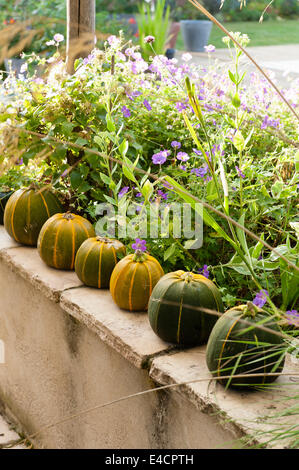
61,288 -> 177,369
0,229 -> 19,251
0,248 -> 159,448
150,347 -> 299,449
0,247 -> 83,302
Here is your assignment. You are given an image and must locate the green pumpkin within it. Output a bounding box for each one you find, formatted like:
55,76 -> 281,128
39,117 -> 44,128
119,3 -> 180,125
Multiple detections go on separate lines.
4,188 -> 63,246
148,270 -> 224,345
206,303 -> 285,389
75,237 -> 126,288
38,212 -> 96,270
0,191 -> 13,225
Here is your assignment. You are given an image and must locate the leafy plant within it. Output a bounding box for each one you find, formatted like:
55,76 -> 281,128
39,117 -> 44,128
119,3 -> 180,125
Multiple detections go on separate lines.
137,0 -> 171,60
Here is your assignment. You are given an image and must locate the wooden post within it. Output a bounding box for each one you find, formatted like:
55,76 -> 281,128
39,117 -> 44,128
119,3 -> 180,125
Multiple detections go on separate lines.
66,0 -> 95,74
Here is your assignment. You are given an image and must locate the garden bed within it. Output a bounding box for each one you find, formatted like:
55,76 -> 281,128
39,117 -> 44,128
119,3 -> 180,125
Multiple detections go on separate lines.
0,226 -> 298,449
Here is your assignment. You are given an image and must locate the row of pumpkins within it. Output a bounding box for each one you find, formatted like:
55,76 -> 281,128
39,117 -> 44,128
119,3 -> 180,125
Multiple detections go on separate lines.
0,187 -> 285,389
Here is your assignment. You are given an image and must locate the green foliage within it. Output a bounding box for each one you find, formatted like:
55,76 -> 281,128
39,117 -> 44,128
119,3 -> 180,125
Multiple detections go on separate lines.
0,32 -> 297,314
0,0 -> 66,56
137,0 -> 170,60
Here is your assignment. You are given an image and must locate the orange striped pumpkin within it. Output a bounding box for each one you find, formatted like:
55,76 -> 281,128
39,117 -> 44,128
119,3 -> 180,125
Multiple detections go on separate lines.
4,188 -> 63,246
110,250 -> 164,312
37,212 -> 95,270
75,237 -> 126,288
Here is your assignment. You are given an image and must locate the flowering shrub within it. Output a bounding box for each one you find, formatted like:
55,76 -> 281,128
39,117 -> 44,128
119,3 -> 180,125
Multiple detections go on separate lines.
0,32 -> 298,315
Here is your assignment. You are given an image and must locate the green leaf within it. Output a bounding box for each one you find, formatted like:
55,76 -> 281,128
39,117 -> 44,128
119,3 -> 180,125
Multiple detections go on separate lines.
123,157 -> 136,182
61,121 -> 75,136
164,176 -> 237,248
77,182 -> 91,193
164,244 -> 176,261
75,137 -> 88,147
70,170 -> 82,190
106,114 -> 116,132
119,139 -> 129,157
233,130 -> 245,151
141,180 -> 153,201
251,233 -> 264,259
228,70 -> 236,84
100,172 -> 111,185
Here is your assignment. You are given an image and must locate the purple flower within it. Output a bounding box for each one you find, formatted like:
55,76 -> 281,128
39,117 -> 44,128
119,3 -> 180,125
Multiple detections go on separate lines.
198,265 -> 209,279
144,35 -> 155,43
285,310 -> 299,327
152,150 -> 170,165
152,152 -> 167,165
204,44 -> 215,53
193,148 -> 202,156
157,190 -> 168,200
171,141 -> 181,149
135,192 -> 142,197
118,186 -> 129,199
190,164 -> 209,178
127,90 -> 142,101
261,115 -> 280,130
175,102 -> 188,112
252,289 -> 269,308
83,54 -> 93,65
132,238 -> 147,252
122,106 -> 131,118
143,99 -> 152,111
179,165 -> 187,171
136,202 -> 143,213
176,152 -> 189,162
235,166 -> 245,179
15,157 -> 23,166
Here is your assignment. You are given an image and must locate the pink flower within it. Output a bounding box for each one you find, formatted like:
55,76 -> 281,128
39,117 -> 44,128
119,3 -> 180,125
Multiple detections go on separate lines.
144,35 -> 155,44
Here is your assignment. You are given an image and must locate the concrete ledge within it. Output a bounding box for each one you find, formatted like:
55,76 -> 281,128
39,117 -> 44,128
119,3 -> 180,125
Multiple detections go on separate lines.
150,347 -> 299,448
61,288 -> 177,369
0,226 -> 298,449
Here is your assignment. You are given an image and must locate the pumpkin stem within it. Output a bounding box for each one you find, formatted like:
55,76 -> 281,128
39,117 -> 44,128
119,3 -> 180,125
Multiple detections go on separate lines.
245,301 -> 259,318
132,249 -> 147,263
63,212 -> 75,221
96,236 -> 111,243
180,272 -> 194,283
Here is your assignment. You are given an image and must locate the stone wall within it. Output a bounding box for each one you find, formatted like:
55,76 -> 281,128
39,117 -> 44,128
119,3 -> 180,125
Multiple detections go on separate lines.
0,227 -> 298,449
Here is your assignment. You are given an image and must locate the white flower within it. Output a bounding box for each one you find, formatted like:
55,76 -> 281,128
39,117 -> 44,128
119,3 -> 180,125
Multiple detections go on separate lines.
46,40 -> 55,46
182,53 -> 192,62
20,63 -> 28,73
53,33 -> 64,43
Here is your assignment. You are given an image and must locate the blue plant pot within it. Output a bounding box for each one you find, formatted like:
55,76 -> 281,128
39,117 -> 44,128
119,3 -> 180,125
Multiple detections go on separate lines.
180,20 -> 213,52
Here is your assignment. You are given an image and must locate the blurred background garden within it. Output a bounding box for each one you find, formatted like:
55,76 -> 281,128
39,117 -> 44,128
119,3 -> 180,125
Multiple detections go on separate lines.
0,0 -> 298,66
